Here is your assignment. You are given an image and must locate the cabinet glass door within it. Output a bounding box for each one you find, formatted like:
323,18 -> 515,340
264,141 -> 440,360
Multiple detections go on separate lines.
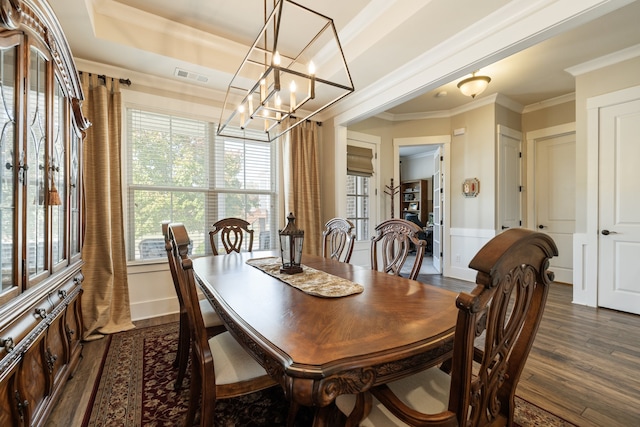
0,44 -> 16,293
26,47 -> 49,282
51,81 -> 66,266
69,125 -> 80,258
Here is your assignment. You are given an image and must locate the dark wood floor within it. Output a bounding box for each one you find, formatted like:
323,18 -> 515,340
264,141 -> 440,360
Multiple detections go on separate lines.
45,278 -> 640,427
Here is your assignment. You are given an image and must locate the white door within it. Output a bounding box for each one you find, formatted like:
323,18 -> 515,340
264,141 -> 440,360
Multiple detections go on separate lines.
535,133 -> 575,284
498,126 -> 522,231
598,98 -> 640,315
432,147 -> 442,273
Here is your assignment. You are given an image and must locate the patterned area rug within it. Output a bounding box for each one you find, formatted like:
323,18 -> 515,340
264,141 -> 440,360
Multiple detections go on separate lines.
83,322 -> 575,426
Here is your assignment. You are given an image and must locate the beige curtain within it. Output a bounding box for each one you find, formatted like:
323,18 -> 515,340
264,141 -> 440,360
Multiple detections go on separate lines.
281,120 -> 322,256
80,73 -> 134,340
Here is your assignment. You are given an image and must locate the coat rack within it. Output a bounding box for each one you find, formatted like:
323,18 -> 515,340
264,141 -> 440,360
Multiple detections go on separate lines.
384,178 -> 400,218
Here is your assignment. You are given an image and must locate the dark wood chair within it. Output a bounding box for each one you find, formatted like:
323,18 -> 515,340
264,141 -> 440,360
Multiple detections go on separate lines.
322,217 -> 356,263
337,228 -> 558,427
371,218 -> 427,280
162,221 -> 225,390
168,223 -> 278,426
209,217 -> 254,255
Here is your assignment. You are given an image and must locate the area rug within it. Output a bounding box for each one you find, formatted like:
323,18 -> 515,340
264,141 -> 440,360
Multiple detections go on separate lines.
83,322 -> 575,426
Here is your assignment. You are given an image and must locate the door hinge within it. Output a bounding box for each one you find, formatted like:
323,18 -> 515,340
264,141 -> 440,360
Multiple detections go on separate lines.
519,220 -> 522,226
440,155 -> 443,161
519,185 -> 523,192
440,252 -> 443,257
519,152 -> 522,158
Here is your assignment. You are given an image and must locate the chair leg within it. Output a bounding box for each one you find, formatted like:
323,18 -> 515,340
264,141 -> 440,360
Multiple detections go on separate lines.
185,362 -> 200,427
174,313 -> 190,390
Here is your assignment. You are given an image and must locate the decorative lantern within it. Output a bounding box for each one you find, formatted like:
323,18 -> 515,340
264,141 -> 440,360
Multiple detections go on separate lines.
279,212 -> 304,274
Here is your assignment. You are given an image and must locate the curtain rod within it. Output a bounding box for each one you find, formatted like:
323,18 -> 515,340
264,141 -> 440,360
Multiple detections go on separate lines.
79,71 -> 131,86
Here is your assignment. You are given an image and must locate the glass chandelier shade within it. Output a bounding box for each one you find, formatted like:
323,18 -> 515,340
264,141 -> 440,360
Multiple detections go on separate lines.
217,0 -> 354,142
457,72 -> 491,98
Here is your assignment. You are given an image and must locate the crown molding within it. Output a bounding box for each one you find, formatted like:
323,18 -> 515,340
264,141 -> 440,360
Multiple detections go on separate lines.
566,43 -> 640,76
522,92 -> 575,114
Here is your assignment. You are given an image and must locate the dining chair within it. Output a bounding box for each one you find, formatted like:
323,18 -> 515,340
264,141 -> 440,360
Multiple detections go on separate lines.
322,217 -> 356,263
336,228 -> 558,427
162,221 -> 226,390
209,217 -> 254,255
168,223 -> 279,426
370,218 -> 427,280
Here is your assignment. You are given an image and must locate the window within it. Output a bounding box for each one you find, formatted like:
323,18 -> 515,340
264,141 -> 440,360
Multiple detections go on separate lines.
346,175 -> 370,241
346,141 -> 375,242
126,108 -> 278,261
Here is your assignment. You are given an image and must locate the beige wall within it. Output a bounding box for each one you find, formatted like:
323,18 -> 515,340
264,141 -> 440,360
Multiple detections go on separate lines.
450,104 -> 496,230
574,56 -> 640,231
347,104 -> 500,231
496,103 -> 522,132
522,100 -> 575,133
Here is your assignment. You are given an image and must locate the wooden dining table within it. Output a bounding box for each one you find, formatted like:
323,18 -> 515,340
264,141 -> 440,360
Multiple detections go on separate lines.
192,250 -> 458,425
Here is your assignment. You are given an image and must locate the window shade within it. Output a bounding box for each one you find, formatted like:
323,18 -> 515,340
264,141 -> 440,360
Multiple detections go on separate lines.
347,145 -> 374,177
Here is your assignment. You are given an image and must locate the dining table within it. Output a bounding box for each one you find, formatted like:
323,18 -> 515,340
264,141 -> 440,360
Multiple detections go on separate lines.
192,250 -> 459,426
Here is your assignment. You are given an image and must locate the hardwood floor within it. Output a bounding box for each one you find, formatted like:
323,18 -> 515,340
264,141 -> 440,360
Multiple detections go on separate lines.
45,281 -> 640,427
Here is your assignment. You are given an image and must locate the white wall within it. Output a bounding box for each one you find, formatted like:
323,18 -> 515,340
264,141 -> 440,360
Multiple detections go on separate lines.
400,152 -> 434,181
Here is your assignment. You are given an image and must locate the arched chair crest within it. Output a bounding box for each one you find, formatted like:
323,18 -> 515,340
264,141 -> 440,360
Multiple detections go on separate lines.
209,217 -> 254,255
322,217 -> 356,263
371,218 -> 426,280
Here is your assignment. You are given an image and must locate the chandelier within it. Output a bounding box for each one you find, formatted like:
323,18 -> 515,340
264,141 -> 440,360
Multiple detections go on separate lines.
217,0 -> 354,142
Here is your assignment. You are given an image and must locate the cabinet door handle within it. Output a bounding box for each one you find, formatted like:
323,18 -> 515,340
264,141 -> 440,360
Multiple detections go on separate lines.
15,391 -> 29,421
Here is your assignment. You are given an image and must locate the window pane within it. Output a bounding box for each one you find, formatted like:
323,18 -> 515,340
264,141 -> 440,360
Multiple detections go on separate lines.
129,110 -> 207,188
209,193 -> 277,253
131,189 -> 206,259
347,174 -> 370,241
214,138 -> 273,190
126,108 -> 278,261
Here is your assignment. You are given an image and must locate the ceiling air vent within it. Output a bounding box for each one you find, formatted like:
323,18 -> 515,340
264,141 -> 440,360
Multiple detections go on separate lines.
174,68 -> 209,83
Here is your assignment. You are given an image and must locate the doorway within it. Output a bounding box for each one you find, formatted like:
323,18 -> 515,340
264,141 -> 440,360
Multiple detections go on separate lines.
526,123 -> 576,285
394,136 -> 451,276
593,87 -> 640,315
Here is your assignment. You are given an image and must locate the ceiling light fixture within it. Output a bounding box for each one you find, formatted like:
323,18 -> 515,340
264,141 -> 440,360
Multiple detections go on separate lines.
457,71 -> 491,98
217,0 -> 354,142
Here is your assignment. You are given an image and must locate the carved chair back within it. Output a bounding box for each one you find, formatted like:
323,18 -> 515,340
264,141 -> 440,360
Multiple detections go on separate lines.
364,229 -> 558,427
322,217 -> 356,263
370,218 -> 426,280
209,217 -> 254,255
450,229 -> 558,426
168,223 -> 277,426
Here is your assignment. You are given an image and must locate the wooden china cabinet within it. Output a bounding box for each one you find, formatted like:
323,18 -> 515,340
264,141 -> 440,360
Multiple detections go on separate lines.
0,1 -> 89,426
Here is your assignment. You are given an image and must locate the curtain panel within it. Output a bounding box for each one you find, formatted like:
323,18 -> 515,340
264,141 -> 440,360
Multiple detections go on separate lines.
281,120 -> 322,256
80,73 -> 134,340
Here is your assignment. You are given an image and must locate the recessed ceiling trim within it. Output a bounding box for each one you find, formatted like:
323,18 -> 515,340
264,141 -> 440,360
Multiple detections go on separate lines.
329,0 -> 633,126
566,43 -> 640,76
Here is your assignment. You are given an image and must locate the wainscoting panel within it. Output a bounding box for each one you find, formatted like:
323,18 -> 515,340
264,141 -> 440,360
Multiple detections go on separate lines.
448,228 -> 496,281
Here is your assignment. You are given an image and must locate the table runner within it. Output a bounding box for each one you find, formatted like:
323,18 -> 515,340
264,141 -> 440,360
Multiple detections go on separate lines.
246,257 -> 364,297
